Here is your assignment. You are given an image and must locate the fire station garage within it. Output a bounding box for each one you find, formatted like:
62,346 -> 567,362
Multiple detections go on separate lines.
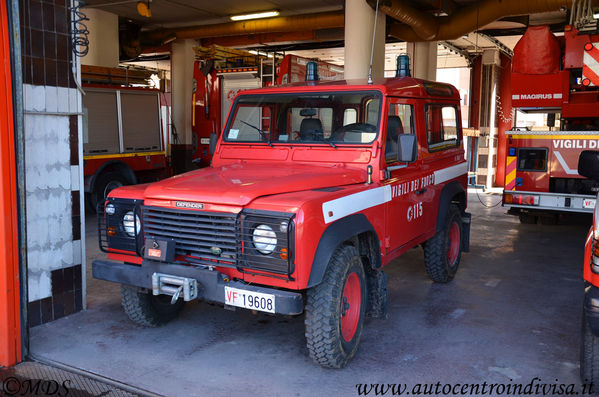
3,0 -> 599,395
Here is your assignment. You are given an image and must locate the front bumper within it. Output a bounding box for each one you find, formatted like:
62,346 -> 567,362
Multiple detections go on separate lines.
92,260 -> 304,315
584,285 -> 599,336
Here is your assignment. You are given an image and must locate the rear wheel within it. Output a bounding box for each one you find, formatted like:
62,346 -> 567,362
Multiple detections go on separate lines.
540,214 -> 558,225
305,245 -> 366,368
423,204 -> 462,283
121,285 -> 185,327
518,213 -> 538,224
90,172 -> 129,212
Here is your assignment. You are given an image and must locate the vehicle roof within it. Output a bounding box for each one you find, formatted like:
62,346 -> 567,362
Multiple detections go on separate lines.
239,76 -> 460,101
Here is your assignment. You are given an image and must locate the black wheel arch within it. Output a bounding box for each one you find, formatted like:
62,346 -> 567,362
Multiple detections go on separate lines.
436,180 -> 466,233
307,214 -> 381,288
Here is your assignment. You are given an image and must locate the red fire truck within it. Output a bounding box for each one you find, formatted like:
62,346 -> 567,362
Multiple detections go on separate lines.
503,25 -> 599,223
191,53 -> 344,167
92,61 -> 471,368
83,85 -> 171,209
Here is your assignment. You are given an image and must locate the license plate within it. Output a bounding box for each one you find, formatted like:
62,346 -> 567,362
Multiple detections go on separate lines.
224,286 -> 275,313
584,199 -> 596,209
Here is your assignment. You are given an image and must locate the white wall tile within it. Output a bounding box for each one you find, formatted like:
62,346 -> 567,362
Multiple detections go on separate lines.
24,84 -> 46,112
71,165 -> 80,191
57,87 -> 69,113
45,86 -> 58,112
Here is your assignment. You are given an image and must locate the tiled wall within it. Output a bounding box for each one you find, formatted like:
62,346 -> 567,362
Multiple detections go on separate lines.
20,0 -> 76,89
20,0 -> 85,327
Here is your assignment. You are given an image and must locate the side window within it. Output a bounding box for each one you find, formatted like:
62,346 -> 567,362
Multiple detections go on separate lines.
343,108 -> 357,125
385,103 -> 414,164
517,148 -> 547,171
365,98 -> 381,125
426,104 -> 460,151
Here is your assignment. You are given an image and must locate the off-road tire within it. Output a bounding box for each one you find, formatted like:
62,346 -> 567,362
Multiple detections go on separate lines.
423,204 -> 462,283
581,312 -> 599,384
518,213 -> 537,224
90,172 -> 129,212
305,245 -> 366,368
540,214 -> 558,225
121,285 -> 185,327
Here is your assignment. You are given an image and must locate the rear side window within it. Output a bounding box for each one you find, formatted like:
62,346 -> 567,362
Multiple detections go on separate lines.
426,104 -> 460,151
517,148 -> 547,171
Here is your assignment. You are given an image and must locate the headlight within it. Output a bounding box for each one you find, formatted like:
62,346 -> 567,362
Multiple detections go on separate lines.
123,211 -> 141,237
105,203 -> 116,215
252,224 -> 277,254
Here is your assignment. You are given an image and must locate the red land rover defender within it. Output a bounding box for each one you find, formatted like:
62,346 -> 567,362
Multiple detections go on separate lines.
93,65 -> 471,368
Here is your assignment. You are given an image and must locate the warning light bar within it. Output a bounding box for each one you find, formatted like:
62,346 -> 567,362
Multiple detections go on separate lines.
503,193 -> 540,206
216,67 -> 259,74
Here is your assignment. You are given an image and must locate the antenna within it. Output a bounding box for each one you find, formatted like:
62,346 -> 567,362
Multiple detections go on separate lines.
367,0 -> 380,85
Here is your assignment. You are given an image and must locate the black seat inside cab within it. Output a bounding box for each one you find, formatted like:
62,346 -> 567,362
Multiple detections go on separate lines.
386,115 -> 404,161
299,108 -> 323,140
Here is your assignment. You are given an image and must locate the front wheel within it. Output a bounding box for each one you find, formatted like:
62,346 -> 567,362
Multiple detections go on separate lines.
423,204 -> 463,283
305,245 -> 366,368
121,285 -> 185,327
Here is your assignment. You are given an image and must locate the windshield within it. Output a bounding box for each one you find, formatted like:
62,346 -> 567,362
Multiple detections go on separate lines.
223,91 -> 382,145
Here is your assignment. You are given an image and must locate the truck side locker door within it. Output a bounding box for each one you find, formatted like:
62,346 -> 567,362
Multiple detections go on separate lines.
383,99 -> 427,253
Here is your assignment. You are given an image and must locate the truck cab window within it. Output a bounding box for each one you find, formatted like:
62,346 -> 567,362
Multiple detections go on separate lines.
343,108 -> 357,125
426,104 -> 460,151
386,104 -> 414,164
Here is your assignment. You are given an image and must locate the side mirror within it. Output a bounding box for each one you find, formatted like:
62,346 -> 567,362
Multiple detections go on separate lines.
209,132 -> 217,155
397,134 -> 417,163
578,150 -> 599,181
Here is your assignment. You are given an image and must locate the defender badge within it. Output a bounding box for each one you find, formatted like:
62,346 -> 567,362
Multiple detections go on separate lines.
175,201 -> 204,209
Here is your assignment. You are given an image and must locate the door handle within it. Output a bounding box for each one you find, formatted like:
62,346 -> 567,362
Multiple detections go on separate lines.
416,188 -> 427,195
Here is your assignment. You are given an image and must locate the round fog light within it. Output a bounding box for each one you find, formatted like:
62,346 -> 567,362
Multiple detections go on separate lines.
252,224 -> 277,254
123,211 -> 141,237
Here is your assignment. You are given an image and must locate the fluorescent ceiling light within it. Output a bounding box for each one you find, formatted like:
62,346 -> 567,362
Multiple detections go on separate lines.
230,10 -> 279,21
594,12 -> 599,19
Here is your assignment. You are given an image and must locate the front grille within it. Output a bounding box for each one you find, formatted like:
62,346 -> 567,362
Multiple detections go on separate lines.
142,206 -> 238,267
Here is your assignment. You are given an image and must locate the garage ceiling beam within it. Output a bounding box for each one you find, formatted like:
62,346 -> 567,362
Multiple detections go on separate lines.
200,29 -> 344,48
144,11 -> 344,43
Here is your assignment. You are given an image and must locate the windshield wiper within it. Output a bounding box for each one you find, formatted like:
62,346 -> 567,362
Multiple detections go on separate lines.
326,140 -> 337,148
239,120 -> 273,147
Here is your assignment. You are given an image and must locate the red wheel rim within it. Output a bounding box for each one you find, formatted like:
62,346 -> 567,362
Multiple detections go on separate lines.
447,221 -> 460,265
340,272 -> 361,342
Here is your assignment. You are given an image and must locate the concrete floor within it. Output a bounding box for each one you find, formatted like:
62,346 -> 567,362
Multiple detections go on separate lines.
30,192 -> 592,396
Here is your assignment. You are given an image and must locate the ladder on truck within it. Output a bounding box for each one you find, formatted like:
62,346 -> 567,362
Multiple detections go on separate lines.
258,51 -> 284,86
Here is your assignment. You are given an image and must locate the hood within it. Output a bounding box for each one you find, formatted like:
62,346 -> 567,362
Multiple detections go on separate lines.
143,163 -> 366,206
